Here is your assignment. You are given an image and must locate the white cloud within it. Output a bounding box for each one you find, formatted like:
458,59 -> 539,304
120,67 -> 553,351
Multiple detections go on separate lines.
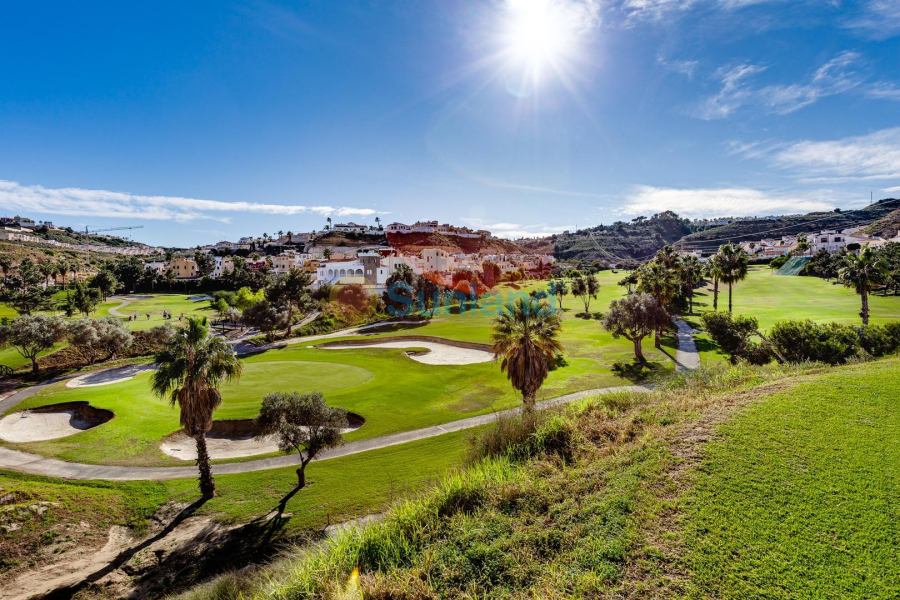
846,0 -> 900,39
620,185 -> 836,218
459,218 -> 573,239
657,54 -> 699,79
693,51 -> 863,119
866,82 -> 900,101
0,180 -> 382,223
769,128 -> 900,182
884,186 -> 900,194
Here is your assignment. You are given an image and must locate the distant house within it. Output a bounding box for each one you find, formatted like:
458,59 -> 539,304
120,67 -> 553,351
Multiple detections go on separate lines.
333,222 -> 368,233
169,257 -> 199,279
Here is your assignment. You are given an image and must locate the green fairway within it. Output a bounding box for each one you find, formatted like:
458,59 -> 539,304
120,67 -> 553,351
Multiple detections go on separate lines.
682,358 -> 900,598
695,265 -> 900,330
96,293 -> 214,330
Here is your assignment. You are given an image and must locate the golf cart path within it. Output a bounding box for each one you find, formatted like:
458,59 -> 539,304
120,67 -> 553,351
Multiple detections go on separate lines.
106,296 -> 132,318
673,319 -> 700,371
0,319 -> 699,481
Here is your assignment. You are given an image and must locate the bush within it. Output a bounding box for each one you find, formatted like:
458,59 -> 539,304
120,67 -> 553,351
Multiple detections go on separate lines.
858,324 -> 900,358
466,412 -> 574,465
769,320 -> 861,365
701,311 -> 772,365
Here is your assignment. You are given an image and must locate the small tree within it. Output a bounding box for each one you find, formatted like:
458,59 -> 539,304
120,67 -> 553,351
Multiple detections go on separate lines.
70,282 -> 102,316
0,260 -> 55,315
548,279 -> 568,309
144,323 -> 176,352
89,269 -> 121,301
571,275 -> 599,312
265,267 -> 313,335
0,315 -> 67,373
243,300 -> 288,341
254,391 -> 348,488
602,293 -> 671,363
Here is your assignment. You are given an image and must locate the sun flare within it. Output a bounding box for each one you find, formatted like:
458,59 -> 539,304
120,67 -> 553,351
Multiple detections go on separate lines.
501,0 -> 583,84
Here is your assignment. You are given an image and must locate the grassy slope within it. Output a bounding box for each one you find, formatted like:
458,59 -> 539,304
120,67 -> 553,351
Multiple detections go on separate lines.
208,358 -> 900,600
682,359 -> 900,599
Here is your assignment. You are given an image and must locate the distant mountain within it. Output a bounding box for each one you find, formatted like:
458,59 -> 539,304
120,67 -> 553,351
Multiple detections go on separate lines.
553,211 -> 694,263
864,207 -> 900,239
677,198 -> 900,251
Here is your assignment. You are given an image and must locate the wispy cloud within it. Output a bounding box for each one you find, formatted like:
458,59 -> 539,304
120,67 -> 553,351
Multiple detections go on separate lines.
460,218 -> 573,239
756,128 -> 900,182
845,0 -> 900,39
866,82 -> 900,101
0,180 -> 383,223
657,54 -> 699,79
620,185 -> 837,218
693,51 -> 864,119
884,186 -> 900,194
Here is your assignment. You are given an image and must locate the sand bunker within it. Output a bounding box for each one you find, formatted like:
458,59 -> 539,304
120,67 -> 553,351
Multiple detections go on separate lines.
0,402 -> 114,443
319,340 -> 493,365
66,364 -> 157,388
160,413 -> 365,461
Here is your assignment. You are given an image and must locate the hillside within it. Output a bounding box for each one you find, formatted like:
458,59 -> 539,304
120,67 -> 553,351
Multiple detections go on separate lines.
511,236 -> 556,254
553,210 -> 694,262
678,198 -> 900,249
311,230 -> 389,248
864,207 -> 900,239
386,231 -> 521,254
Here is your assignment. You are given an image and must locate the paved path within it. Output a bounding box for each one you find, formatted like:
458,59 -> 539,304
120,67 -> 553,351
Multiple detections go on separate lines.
673,319 -> 700,371
0,319 -> 699,481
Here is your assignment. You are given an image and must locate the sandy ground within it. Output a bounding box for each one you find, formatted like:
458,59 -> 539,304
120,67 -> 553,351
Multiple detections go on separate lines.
66,363 -> 158,388
320,340 -> 494,365
160,425 -> 361,461
0,408 -> 106,443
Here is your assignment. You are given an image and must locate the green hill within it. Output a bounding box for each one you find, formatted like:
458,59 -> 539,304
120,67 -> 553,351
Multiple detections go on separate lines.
553,210 -> 695,263
677,198 -> 900,250
865,207 -> 900,239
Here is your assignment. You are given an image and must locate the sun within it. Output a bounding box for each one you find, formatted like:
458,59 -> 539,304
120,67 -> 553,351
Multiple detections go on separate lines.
501,0 -> 580,83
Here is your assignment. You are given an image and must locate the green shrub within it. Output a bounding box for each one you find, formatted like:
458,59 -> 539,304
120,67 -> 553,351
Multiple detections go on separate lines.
858,324 -> 900,358
769,320 -> 861,365
701,311 -> 772,365
466,412 -> 575,465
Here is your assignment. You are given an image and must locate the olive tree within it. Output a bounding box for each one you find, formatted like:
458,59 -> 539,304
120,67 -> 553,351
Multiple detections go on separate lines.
0,315 -> 67,373
601,293 -> 671,363
66,317 -> 134,365
254,391 -> 348,488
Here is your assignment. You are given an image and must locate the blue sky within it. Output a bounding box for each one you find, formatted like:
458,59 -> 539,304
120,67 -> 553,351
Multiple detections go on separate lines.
0,0 -> 898,246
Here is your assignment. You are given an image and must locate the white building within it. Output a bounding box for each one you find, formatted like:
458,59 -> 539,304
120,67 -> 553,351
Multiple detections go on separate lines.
333,222 -> 368,233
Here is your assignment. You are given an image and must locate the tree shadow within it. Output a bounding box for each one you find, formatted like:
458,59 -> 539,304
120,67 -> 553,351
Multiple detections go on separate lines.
612,359 -> 663,383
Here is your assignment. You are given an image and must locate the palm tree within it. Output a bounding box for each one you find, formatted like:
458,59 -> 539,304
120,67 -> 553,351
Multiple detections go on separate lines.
839,246 -> 887,325
706,254 -> 726,311
681,255 -> 702,315
718,243 -> 749,312
150,317 -> 243,499
326,217 -> 332,231
637,260 -> 678,347
491,297 -> 563,414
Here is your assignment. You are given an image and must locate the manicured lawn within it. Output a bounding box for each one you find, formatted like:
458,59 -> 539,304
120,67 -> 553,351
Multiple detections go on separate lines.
11,336 -> 626,465
96,293 -> 214,330
696,265 -> 900,330
682,358 -> 900,598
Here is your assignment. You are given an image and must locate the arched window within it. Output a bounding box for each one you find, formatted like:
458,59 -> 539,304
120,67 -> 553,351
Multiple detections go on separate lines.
340,269 -> 346,276
356,269 -> 363,275
328,269 -> 333,276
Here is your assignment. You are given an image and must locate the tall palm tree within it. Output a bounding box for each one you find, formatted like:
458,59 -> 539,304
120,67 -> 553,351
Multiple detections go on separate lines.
718,243 -> 749,312
839,246 -> 887,325
706,255 -> 725,311
491,297 -> 563,414
151,317 -> 243,499
681,255 -> 702,315
637,260 -> 678,347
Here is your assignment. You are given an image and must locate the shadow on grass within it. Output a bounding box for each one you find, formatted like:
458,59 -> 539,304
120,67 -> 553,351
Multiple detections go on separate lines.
574,311 -> 604,320
612,359 -> 664,383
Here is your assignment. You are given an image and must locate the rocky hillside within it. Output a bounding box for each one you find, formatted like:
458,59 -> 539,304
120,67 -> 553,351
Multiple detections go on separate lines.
864,207 -> 900,239
553,211 -> 694,262
678,198 -> 900,248
386,232 -> 521,254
